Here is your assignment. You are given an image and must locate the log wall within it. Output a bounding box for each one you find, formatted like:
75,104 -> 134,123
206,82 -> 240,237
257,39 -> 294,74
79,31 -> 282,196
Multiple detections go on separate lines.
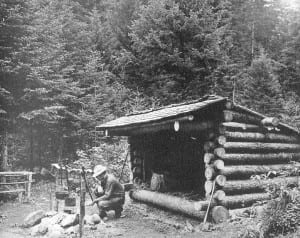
204,101 -> 300,211
128,99 -> 300,220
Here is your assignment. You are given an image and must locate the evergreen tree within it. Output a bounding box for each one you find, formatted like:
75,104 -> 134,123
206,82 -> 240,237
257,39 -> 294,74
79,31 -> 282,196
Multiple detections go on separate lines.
236,52 -> 284,116
113,0 -> 230,104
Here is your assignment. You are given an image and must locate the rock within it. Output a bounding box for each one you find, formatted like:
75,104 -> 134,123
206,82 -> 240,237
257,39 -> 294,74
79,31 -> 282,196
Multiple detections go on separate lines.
30,225 -> 40,236
47,224 -> 64,238
60,214 -> 79,228
48,213 -> 66,225
91,214 -> 101,224
23,210 -> 45,228
29,222 -> 48,236
84,215 -> 94,225
38,222 -> 49,235
65,224 -> 79,235
45,211 -> 58,217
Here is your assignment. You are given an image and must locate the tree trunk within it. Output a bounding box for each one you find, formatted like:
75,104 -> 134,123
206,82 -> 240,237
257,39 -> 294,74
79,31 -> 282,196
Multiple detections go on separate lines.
30,123 -> 34,171
223,176 -> 299,194
129,189 -> 207,219
222,142 -> 300,152
221,164 -> 295,178
215,152 -> 300,164
221,131 -> 298,143
1,132 -> 8,171
223,110 -> 261,125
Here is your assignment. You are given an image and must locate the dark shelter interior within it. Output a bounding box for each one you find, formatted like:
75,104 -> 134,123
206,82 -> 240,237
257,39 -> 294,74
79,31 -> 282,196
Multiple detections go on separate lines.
130,130 -> 207,198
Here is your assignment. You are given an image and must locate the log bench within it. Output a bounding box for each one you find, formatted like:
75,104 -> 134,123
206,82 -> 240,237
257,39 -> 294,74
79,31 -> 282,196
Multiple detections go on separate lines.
0,171 -> 33,202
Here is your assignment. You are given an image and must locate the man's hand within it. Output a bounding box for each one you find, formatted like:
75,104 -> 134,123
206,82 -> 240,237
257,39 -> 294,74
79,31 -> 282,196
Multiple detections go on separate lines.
86,200 -> 96,206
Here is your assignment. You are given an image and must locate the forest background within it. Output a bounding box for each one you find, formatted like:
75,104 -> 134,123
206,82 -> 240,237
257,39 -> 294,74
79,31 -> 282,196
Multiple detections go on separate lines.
1,0 -> 300,174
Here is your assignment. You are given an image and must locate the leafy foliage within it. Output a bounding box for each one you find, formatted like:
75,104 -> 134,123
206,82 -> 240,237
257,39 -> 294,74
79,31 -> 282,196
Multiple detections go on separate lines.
260,186 -> 300,237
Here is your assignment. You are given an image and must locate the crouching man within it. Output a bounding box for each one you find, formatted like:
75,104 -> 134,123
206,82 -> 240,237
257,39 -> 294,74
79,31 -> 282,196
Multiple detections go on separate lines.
91,165 -> 125,220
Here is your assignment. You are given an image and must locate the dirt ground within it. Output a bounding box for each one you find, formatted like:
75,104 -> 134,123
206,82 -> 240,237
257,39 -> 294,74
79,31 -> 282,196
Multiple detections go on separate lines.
0,181 -> 263,238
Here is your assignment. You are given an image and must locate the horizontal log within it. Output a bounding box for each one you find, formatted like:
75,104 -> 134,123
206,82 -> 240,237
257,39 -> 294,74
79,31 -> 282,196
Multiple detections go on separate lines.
220,122 -> 261,133
223,176 -> 299,194
98,115 -> 195,136
233,104 -> 300,135
261,117 -> 279,127
222,131 -> 299,143
229,205 -> 265,218
222,142 -> 300,152
223,110 -> 261,125
129,189 -> 207,219
221,164 -> 295,178
219,193 -> 271,209
216,152 -> 300,164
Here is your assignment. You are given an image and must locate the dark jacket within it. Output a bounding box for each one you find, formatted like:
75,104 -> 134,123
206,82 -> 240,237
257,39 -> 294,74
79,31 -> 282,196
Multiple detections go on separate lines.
96,174 -> 125,201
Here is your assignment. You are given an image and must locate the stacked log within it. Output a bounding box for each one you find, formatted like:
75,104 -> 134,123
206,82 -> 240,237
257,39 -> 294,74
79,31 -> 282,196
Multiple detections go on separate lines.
202,102 -> 300,212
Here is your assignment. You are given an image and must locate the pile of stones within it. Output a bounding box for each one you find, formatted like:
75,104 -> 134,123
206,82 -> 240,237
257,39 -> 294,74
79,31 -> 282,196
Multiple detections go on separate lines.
23,210 -> 101,238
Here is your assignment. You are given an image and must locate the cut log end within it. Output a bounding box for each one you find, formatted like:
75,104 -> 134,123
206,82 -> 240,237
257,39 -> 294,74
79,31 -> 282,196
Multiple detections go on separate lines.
205,167 -> 215,180
213,190 -> 226,201
205,181 -> 214,195
211,206 -> 229,224
214,159 -> 225,170
204,153 -> 214,164
214,147 -> 226,158
215,175 -> 226,187
217,136 -> 226,145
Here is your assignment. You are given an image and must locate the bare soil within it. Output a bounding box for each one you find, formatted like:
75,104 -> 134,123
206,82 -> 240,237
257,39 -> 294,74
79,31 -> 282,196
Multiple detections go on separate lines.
0,181 -> 266,238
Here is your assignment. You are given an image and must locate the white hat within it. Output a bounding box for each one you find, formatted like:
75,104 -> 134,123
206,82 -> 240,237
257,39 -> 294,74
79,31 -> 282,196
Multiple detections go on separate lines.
93,165 -> 107,178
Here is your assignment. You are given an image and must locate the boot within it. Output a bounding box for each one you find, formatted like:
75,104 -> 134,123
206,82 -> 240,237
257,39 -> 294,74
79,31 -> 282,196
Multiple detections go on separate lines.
99,210 -> 107,219
114,207 -> 123,218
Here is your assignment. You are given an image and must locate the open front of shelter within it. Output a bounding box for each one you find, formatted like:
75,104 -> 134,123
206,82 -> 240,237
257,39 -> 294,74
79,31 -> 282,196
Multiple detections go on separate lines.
96,95 -> 300,222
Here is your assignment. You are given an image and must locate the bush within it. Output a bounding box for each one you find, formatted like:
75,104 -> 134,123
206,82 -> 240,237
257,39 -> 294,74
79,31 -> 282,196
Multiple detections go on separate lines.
260,186 -> 300,237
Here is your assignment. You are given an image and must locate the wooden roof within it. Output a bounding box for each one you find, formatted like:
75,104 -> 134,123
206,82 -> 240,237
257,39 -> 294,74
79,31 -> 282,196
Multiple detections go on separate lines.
96,95 -> 299,135
97,95 -> 225,129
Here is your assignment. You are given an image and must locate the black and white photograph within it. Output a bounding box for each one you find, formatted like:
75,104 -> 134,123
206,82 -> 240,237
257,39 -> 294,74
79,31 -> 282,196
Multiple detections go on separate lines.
1,0 -> 300,237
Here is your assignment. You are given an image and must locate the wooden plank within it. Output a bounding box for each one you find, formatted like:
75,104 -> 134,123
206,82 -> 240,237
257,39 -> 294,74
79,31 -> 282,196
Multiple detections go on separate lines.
0,189 -> 25,194
27,173 -> 32,199
0,182 -> 29,185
